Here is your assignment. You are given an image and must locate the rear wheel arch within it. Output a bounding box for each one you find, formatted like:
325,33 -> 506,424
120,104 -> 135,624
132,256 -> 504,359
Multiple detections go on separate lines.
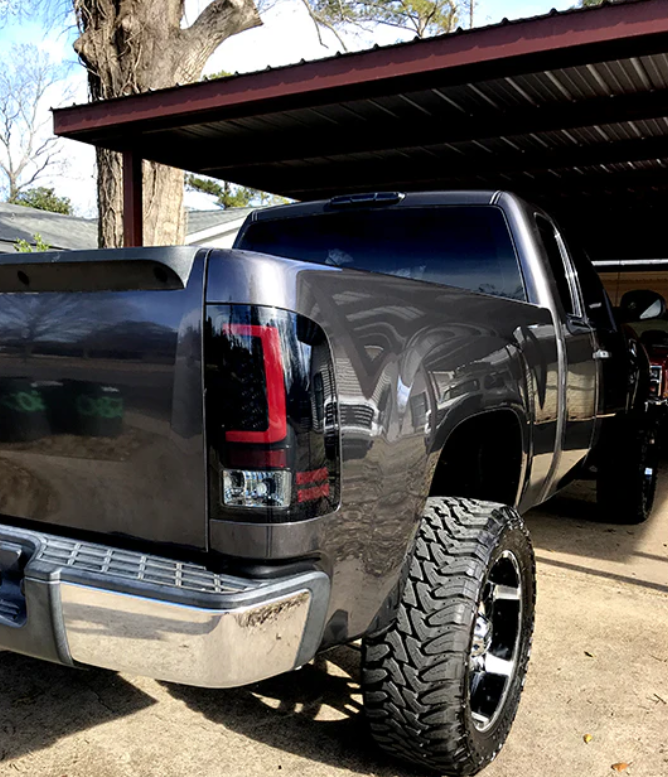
366,407 -> 528,639
429,408 -> 528,508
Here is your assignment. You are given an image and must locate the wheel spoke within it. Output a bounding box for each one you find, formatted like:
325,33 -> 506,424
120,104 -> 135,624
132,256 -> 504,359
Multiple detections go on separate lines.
469,667 -> 484,696
492,583 -> 521,602
468,548 -> 526,734
484,654 -> 514,677
471,711 -> 490,727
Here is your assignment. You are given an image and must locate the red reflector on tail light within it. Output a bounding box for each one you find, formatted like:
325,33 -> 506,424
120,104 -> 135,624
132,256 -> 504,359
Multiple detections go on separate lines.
222,324 -> 287,444
298,483 -> 330,503
297,468 -> 329,502
296,467 -> 328,485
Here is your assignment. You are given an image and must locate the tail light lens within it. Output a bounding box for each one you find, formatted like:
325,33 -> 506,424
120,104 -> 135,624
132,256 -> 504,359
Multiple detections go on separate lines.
205,305 -> 339,522
220,324 -> 287,444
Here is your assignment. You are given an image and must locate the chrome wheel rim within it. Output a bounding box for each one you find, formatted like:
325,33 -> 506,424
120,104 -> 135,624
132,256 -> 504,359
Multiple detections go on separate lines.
468,550 -> 523,733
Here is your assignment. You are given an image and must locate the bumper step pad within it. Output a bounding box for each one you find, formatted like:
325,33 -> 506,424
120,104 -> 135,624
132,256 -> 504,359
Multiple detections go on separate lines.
0,525 -> 329,688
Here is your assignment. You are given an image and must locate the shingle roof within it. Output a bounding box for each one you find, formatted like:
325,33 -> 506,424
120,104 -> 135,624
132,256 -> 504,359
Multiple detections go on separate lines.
0,202 -> 97,252
0,203 -> 256,252
186,207 -> 256,234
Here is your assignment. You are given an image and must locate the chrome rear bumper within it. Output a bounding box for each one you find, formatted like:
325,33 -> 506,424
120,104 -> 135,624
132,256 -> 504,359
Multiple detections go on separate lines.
0,525 -> 329,688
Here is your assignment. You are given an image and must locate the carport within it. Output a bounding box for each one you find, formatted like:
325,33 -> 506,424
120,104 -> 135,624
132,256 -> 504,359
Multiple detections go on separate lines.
54,0 -> 668,261
1,6 -> 662,772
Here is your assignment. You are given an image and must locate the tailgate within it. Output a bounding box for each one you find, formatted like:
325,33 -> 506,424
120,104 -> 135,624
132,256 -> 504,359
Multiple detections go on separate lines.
0,247 -> 208,550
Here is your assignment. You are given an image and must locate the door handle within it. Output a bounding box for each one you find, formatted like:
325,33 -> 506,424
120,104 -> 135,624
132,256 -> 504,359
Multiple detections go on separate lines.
593,349 -> 612,360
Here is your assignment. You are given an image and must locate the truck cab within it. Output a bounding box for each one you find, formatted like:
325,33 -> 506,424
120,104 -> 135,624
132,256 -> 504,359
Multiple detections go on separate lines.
0,190 -> 659,777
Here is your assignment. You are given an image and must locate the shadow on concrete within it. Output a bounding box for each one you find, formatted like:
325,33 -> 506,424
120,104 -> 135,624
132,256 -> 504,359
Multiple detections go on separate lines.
165,645 -> 415,777
0,651 -> 155,763
532,555 -> 668,593
525,465 -> 668,594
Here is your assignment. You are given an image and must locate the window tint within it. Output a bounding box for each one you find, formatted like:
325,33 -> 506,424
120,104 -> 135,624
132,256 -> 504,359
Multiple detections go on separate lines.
568,244 -> 617,331
535,216 -> 575,315
238,206 -> 526,302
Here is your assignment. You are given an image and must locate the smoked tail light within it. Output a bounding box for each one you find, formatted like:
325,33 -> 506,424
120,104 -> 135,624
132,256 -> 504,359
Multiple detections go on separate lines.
204,305 -> 340,523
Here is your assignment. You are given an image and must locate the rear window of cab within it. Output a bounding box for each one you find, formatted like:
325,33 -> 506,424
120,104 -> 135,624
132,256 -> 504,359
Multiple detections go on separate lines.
237,206 -> 526,302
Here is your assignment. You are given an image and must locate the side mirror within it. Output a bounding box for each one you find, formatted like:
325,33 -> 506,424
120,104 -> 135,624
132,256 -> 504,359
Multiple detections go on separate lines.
619,290 -> 666,322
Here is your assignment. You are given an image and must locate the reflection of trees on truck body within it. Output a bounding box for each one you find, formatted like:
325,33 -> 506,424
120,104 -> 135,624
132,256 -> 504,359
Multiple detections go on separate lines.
0,294 -> 178,362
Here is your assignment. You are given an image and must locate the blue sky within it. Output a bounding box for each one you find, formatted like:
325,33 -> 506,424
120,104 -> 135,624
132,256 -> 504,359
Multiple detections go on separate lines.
0,0 -> 576,215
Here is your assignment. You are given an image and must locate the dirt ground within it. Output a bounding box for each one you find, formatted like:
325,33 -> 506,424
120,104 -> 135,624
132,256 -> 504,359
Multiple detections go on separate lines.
1,477 -> 667,777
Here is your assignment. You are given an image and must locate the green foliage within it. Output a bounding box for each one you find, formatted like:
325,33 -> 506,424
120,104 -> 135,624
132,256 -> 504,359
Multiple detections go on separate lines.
185,174 -> 287,209
202,69 -> 234,81
14,233 -> 51,253
580,0 -> 604,5
308,0 -> 461,38
185,175 -> 225,198
218,184 -> 255,208
11,187 -> 73,215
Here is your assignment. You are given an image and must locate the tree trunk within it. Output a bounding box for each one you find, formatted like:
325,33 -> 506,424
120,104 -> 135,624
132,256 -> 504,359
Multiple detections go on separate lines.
96,148 -> 123,248
74,0 -> 261,248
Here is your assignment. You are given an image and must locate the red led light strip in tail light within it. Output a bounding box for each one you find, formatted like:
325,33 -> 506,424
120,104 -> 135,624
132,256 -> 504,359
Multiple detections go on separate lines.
296,467 -> 329,502
296,467 -> 328,485
222,324 -> 287,444
298,483 -> 330,503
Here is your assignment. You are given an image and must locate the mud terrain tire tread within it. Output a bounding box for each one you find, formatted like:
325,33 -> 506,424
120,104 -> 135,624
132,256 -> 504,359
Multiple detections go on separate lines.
362,496 -> 535,776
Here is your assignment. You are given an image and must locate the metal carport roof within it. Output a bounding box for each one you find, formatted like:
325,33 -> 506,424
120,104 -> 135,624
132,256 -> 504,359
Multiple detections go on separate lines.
53,0 -> 668,258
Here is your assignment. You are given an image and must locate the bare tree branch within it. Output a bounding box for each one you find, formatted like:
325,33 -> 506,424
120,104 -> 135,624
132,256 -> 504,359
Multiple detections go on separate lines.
186,0 -> 262,51
0,43 -> 67,202
300,0 -> 461,41
299,0 -> 348,49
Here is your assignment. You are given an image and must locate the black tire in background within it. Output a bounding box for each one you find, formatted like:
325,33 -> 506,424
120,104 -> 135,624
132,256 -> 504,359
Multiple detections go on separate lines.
597,415 -> 659,524
362,496 -> 535,776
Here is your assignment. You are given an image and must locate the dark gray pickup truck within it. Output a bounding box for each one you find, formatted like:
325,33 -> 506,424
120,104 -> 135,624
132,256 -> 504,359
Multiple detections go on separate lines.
0,191 -> 660,775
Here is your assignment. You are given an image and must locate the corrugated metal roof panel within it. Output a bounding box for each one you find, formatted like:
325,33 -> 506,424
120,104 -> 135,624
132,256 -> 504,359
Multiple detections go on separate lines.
49,0 -> 668,259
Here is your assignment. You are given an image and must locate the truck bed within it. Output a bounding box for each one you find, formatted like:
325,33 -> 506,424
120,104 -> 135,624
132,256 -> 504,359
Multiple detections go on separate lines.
0,247 -> 208,550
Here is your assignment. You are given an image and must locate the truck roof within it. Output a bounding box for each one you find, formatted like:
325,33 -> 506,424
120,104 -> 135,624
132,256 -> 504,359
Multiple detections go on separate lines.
249,190 -> 505,223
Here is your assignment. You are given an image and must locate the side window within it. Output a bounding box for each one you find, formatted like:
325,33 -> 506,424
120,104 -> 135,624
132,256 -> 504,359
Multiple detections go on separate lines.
567,244 -> 617,331
535,215 -> 579,317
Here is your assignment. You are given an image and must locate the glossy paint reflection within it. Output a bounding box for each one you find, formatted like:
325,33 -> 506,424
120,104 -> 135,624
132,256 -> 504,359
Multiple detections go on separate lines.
207,249 -> 559,646
0,378 -> 124,443
0,249 -> 207,549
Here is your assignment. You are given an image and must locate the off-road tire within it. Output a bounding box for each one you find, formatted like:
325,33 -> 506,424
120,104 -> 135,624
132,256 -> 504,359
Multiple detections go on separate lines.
362,496 -> 535,776
597,417 -> 659,524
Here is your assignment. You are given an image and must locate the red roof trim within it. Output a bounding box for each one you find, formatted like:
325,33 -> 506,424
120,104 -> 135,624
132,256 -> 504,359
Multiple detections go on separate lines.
54,0 -> 668,139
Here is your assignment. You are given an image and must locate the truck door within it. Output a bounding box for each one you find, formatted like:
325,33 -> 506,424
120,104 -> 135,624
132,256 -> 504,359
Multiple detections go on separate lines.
535,215 -> 599,482
567,246 -> 630,420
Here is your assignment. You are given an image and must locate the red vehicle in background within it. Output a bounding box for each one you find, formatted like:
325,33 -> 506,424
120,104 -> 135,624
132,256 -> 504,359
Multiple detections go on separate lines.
620,290 -> 668,407
642,331 -> 668,404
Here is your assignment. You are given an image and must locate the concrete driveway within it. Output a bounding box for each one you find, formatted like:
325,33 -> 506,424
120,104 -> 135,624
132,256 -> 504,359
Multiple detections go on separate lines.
1,478 -> 667,777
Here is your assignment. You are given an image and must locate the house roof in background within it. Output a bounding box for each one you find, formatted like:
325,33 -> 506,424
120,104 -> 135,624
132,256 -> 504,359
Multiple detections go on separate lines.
0,202 -> 98,252
185,207 -> 256,235
0,203 -> 256,252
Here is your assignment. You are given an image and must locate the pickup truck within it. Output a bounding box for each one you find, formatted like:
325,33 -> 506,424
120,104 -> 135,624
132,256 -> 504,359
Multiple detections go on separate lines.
0,191 -> 659,776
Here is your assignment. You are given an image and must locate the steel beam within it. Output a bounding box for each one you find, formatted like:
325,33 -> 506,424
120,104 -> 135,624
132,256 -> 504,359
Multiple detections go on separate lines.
195,90 -> 668,173
123,150 -> 143,247
209,134 -> 668,198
